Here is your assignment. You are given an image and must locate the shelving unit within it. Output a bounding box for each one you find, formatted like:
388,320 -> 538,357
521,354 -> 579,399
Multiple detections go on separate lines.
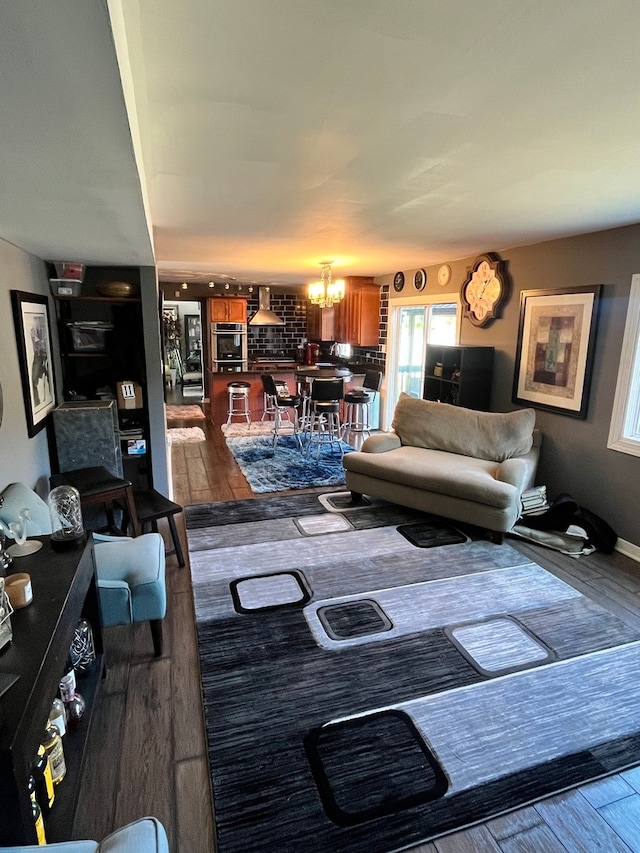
423,344 -> 494,410
52,268 -> 151,486
0,537 -> 104,845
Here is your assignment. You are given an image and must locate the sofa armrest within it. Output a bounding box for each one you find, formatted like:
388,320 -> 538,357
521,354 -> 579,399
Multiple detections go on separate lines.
360,432 -> 402,453
495,442 -> 541,494
495,458 -> 529,492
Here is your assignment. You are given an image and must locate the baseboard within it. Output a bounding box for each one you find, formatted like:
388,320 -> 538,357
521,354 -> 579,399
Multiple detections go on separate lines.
616,537 -> 640,563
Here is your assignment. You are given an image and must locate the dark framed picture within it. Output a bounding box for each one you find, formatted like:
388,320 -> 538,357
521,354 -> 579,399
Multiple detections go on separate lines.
11,290 -> 57,436
512,285 -> 601,419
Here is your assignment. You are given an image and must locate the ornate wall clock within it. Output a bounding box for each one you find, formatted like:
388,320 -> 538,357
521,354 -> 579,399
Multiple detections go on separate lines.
414,269 -> 427,291
460,253 -> 510,327
393,271 -> 405,292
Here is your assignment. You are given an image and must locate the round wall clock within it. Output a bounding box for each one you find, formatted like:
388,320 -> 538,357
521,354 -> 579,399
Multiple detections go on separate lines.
437,264 -> 451,287
460,253 -> 509,327
414,269 -> 427,291
393,271 -> 405,292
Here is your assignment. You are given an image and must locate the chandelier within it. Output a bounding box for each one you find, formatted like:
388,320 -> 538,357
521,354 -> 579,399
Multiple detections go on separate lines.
307,260 -> 345,308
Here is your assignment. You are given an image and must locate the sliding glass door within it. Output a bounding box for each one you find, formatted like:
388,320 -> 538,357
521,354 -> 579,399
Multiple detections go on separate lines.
385,301 -> 457,427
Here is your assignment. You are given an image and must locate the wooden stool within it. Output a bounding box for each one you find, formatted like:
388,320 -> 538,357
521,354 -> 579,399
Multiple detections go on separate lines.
50,466 -> 140,537
132,489 -> 185,568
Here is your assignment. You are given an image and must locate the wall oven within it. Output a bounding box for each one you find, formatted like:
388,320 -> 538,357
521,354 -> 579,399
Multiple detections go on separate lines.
211,323 -> 248,371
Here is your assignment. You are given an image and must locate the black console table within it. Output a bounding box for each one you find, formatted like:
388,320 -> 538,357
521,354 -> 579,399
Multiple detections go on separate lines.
0,536 -> 105,845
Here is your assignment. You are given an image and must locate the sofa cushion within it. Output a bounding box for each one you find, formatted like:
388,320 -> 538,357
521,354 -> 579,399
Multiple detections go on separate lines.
343,446 -> 518,509
391,394 -> 536,462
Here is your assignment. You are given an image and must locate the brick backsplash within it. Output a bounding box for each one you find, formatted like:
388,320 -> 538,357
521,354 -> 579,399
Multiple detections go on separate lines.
247,293 -> 307,357
247,287 -> 388,367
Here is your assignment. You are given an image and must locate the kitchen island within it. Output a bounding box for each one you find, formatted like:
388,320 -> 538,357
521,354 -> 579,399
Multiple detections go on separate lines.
208,369 -> 297,426
208,365 -> 364,426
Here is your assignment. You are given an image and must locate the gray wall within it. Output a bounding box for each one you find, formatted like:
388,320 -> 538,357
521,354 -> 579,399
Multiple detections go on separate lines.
140,265 -> 170,496
416,224 -> 640,548
0,238 -> 56,496
0,244 -> 169,500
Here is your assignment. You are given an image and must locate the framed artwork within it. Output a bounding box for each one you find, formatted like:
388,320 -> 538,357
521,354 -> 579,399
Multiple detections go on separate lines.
11,290 -> 57,436
512,285 -> 602,419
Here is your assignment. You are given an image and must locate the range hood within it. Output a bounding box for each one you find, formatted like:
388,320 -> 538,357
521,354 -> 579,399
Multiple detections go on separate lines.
249,288 -> 285,326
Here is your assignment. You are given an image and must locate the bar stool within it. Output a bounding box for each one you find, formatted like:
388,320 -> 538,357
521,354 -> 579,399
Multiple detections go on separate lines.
260,374 -> 302,449
260,378 -> 289,422
226,381 -> 251,425
342,370 -> 382,440
305,377 -> 344,458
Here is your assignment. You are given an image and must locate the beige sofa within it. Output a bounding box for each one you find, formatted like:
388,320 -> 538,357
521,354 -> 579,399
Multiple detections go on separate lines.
343,394 -> 541,538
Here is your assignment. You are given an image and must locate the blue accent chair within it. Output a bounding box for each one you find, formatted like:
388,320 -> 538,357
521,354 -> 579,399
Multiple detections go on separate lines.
0,483 -> 166,657
0,816 -> 169,852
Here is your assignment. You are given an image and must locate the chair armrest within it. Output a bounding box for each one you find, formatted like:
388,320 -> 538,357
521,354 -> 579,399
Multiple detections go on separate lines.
97,580 -> 133,627
99,817 -> 169,853
93,533 -> 134,543
360,433 -> 402,453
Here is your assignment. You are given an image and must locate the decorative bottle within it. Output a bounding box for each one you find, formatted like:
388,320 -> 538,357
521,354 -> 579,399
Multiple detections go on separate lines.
49,697 -> 67,738
59,662 -> 86,730
70,617 -> 96,676
42,722 -> 66,786
28,775 -> 47,845
32,743 -> 55,816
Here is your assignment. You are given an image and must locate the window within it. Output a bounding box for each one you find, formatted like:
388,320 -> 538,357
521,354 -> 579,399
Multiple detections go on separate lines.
608,274 -> 640,456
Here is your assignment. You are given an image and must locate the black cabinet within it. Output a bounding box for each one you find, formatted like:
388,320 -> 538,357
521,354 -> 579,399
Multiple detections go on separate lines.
52,268 -> 150,486
423,344 -> 494,410
0,538 -> 104,845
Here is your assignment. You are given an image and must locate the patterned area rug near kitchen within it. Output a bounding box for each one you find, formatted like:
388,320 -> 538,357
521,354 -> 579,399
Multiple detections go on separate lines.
225,432 -> 352,493
187,491 -> 640,853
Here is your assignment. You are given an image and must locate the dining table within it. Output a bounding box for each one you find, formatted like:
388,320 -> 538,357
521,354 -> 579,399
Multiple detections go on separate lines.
294,365 -> 355,427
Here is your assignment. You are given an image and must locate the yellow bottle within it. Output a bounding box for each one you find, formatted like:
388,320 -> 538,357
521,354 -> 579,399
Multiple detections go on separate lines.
42,721 -> 66,785
28,775 -> 47,845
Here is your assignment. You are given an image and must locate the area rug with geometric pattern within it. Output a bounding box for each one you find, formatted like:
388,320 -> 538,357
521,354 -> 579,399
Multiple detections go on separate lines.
186,491 -> 640,853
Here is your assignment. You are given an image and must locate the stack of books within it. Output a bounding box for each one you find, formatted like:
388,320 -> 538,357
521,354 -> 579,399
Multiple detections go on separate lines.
520,485 -> 548,516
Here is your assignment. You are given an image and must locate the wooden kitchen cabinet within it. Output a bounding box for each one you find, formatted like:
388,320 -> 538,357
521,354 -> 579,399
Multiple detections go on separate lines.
333,277 -> 380,346
306,304 -> 335,342
209,298 -> 247,324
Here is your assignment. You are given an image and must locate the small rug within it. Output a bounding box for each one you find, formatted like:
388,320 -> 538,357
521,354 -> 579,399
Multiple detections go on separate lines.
187,492 -> 640,853
225,433 -> 352,493
167,426 -> 206,444
166,404 -> 205,420
221,421 -> 291,437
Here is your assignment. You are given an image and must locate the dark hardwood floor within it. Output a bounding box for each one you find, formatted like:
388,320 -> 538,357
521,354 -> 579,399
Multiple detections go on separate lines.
73,387 -> 640,852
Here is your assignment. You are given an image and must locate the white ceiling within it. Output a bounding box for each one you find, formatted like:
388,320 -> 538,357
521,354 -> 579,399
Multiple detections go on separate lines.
2,1 -> 640,291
